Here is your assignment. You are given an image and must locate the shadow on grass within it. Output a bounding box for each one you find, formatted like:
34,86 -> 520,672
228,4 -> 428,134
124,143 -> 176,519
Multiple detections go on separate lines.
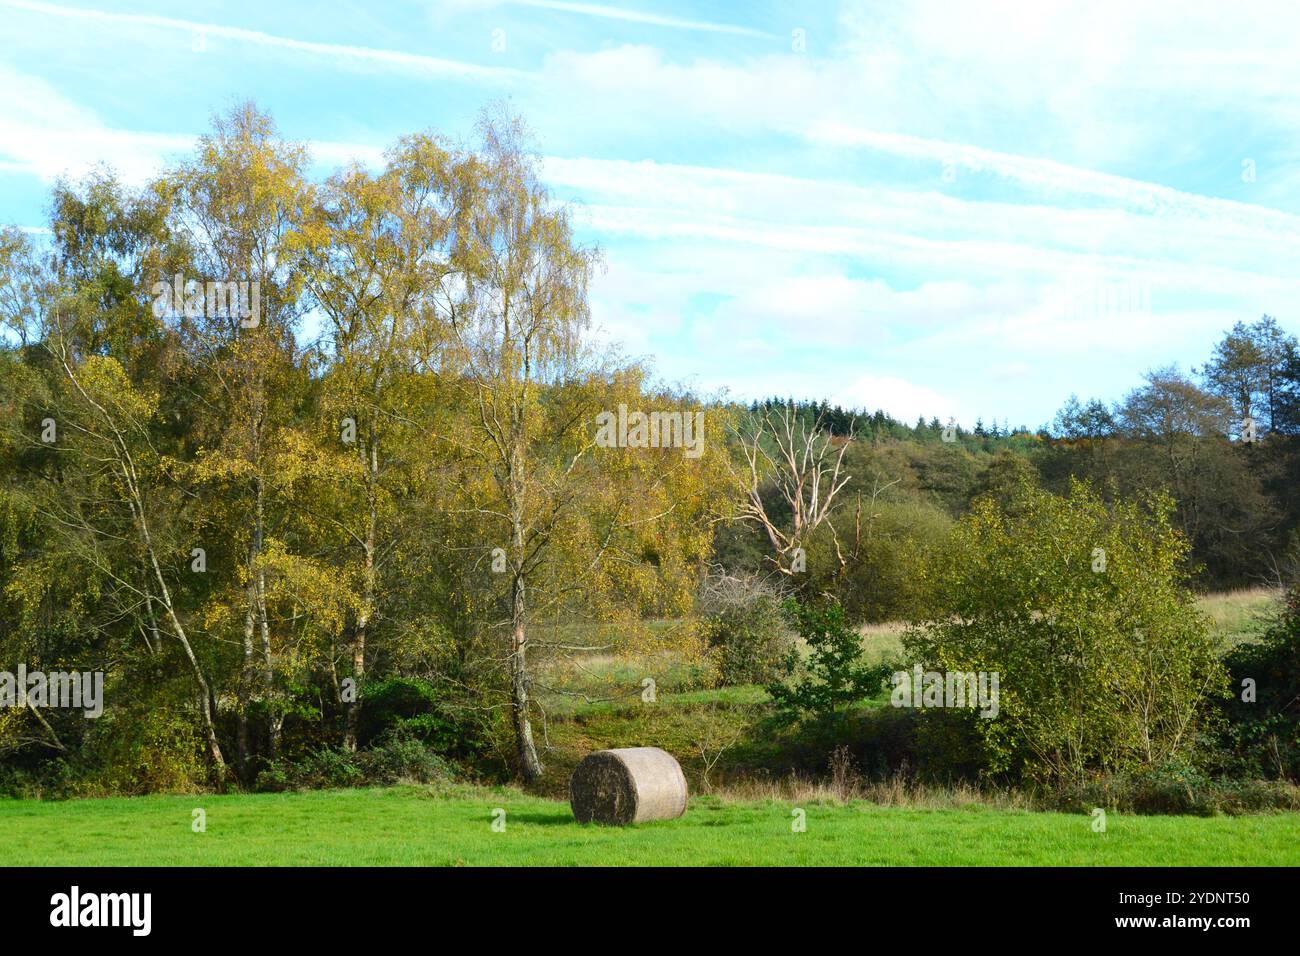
509,810 -> 695,830
506,811 -> 578,826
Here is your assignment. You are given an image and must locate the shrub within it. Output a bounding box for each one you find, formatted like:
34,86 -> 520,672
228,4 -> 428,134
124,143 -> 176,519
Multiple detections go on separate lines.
358,676 -> 487,760
1053,763 -> 1300,816
79,702 -> 209,795
698,571 -> 794,686
360,731 -> 456,785
907,477 -> 1227,784
255,729 -> 454,792
767,598 -> 893,724
1220,585 -> 1300,779
812,498 -> 952,624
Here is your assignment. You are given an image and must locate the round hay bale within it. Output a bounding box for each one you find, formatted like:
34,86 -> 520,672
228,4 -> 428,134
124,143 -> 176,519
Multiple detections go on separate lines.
569,747 -> 688,825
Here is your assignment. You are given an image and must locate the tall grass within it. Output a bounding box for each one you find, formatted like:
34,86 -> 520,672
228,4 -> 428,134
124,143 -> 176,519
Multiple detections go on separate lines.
1198,586 -> 1280,649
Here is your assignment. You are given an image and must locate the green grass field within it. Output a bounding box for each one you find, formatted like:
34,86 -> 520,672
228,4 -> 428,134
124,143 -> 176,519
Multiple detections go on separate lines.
3,786 -> 1298,866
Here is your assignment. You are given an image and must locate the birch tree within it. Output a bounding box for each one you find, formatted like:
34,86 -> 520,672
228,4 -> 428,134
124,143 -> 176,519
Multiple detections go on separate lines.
303,135 -> 460,749
170,103 -> 312,770
442,112 -> 730,779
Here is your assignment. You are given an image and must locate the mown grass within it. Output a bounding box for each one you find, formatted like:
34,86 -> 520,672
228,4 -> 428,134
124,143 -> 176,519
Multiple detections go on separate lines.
3,785 -> 1297,866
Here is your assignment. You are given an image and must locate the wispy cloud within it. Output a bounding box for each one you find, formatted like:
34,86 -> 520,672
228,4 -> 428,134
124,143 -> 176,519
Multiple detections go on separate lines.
505,0 -> 775,38
546,155 -> 1300,288
2,0 -> 1295,425
1,0 -> 524,81
805,123 -> 1300,230
0,61 -> 387,183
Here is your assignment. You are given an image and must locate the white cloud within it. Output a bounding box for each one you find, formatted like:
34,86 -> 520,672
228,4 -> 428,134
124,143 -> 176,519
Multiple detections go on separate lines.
0,62 -> 194,183
4,0 -> 1297,428
832,374 -> 960,424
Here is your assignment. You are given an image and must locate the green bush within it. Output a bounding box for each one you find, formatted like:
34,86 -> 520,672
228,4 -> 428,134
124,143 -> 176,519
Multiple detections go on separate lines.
767,599 -> 893,724
1053,763 -> 1300,816
358,676 -> 487,760
255,730 -> 454,792
812,499 -> 952,624
1220,586 -> 1300,779
360,732 -> 456,785
907,477 -> 1227,784
78,699 -> 210,795
698,573 -> 794,686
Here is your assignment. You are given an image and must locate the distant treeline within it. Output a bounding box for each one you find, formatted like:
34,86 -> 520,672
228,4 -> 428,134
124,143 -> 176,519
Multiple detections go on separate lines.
729,315 -> 1300,600
747,397 -> 1029,441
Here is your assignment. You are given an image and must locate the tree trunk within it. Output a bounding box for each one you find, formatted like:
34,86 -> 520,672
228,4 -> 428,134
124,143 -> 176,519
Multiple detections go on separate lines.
345,598 -> 367,752
508,425 -> 542,781
238,581 -> 255,780
344,429 -> 377,751
258,562 -> 278,759
138,506 -> 226,774
509,573 -> 543,780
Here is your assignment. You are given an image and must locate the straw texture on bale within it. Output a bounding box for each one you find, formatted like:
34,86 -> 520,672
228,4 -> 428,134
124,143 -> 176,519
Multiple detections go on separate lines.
569,747 -> 688,825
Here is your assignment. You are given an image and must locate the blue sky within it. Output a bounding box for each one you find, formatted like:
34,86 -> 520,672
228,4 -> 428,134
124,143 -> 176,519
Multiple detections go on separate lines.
2,0 -> 1298,428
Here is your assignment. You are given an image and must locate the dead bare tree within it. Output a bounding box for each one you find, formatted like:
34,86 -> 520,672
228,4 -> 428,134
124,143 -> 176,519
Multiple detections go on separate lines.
732,404 -> 861,575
